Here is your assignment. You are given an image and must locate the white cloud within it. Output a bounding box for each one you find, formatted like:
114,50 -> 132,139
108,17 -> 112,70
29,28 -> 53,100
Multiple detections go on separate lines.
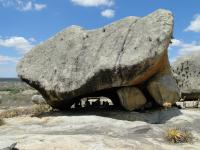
185,14 -> 200,32
169,39 -> 200,63
0,36 -> 34,53
0,55 -> 18,64
20,1 -> 32,11
101,9 -> 115,18
71,0 -> 114,7
170,39 -> 182,47
0,0 -> 46,11
28,37 -> 36,42
34,3 -> 46,11
0,0 -> 13,7
169,57 -> 176,63
170,39 -> 200,55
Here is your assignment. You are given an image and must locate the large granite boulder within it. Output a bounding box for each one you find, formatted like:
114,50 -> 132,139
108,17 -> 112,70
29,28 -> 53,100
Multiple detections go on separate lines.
17,9 -> 179,110
172,52 -> 200,100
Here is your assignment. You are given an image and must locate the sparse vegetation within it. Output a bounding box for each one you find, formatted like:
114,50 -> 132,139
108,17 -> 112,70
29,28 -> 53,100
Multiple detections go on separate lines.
165,127 -> 193,143
0,104 -> 52,118
0,88 -> 21,94
0,118 -> 5,126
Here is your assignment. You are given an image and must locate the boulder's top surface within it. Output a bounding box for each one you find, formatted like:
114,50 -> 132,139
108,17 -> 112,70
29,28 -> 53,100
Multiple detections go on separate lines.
17,9 -> 175,109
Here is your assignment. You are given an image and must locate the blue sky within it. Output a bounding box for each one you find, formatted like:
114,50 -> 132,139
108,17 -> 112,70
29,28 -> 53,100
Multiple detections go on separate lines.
0,0 -> 200,77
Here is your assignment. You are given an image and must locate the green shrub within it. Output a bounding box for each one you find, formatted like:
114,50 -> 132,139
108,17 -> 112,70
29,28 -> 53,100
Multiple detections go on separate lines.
0,118 -> 5,126
0,88 -> 20,94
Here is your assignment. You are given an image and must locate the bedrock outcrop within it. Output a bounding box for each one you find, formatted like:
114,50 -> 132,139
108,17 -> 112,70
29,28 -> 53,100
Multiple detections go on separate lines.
17,9 -> 179,110
172,52 -> 200,100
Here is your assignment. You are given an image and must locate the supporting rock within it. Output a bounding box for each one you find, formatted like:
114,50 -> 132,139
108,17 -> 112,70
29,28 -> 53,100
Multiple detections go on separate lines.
147,74 -> 179,106
117,86 -> 146,111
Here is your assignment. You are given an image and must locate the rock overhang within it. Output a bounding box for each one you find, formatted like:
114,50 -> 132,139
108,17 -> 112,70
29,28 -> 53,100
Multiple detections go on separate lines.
17,9 -> 179,111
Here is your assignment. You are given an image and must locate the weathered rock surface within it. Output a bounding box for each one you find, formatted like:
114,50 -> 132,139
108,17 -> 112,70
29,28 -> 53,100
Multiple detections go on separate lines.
172,52 -> 200,100
147,74 -> 179,106
117,86 -> 146,111
17,9 -> 179,110
0,108 -> 200,150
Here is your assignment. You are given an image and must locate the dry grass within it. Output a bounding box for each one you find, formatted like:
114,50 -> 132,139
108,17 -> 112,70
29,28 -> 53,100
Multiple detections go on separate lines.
0,104 -> 52,118
165,127 -> 193,143
0,118 -> 5,126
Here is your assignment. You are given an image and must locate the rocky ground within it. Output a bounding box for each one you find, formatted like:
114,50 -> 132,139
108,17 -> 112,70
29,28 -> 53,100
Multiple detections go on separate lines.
0,90 -> 200,150
0,107 -> 200,150
0,79 -> 200,150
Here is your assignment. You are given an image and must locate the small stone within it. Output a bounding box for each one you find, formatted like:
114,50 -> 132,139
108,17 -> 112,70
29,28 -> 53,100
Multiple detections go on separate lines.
147,74 -> 180,106
31,95 -> 46,105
